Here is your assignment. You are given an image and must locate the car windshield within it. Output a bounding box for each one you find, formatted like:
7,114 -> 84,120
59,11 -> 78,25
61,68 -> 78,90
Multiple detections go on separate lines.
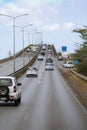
0,78 -> 12,86
64,61 -> 73,64
46,63 -> 53,65
46,58 -> 53,62
68,62 -> 73,64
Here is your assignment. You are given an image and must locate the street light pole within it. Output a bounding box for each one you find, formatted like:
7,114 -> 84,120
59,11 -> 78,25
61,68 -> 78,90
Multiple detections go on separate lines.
22,24 -> 33,66
13,18 -> 16,73
21,28 -> 25,66
15,24 -> 33,66
0,13 -> 28,72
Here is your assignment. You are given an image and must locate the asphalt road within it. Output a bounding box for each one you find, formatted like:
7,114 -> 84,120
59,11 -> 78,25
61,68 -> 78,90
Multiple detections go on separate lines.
0,56 -> 87,130
0,51 -> 34,76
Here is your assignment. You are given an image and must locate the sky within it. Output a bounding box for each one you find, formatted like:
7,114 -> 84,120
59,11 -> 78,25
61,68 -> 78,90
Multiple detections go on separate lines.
0,0 -> 87,58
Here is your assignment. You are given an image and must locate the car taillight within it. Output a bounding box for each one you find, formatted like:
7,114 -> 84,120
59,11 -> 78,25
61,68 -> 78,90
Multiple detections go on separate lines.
14,86 -> 17,93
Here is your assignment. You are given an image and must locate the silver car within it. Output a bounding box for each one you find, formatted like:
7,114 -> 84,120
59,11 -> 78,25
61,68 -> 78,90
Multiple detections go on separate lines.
26,67 -> 38,77
45,63 -> 54,70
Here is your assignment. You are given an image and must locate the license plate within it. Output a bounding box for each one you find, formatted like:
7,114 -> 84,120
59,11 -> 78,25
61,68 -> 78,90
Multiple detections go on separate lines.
0,97 -> 6,101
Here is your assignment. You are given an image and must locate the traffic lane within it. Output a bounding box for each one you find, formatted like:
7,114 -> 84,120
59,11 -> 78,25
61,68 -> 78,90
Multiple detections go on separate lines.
0,51 -> 33,76
12,66 -> 49,130
22,67 -> 87,130
0,57 -> 87,130
0,59 -> 14,76
19,61 -> 87,130
0,59 -> 45,130
24,70 -> 60,130
52,65 -> 87,129
0,76 -> 41,130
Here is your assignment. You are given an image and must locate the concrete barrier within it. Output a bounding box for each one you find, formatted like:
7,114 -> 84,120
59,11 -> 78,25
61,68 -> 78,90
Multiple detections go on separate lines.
0,46 -> 29,64
71,69 -> 87,81
9,54 -> 38,79
52,45 -> 58,56
9,45 -> 42,79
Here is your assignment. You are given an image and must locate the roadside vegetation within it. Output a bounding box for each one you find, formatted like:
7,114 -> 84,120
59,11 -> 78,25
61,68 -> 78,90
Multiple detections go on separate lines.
58,26 -> 87,110
72,26 -> 87,76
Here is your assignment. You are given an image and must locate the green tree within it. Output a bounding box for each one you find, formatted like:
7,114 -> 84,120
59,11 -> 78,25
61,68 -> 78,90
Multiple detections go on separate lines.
73,26 -> 87,76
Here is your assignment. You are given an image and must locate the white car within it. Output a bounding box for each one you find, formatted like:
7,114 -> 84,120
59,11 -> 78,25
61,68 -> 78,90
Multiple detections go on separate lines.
63,61 -> 74,68
26,67 -> 38,77
0,76 -> 22,106
37,55 -> 44,61
45,63 -> 54,70
26,48 -> 31,52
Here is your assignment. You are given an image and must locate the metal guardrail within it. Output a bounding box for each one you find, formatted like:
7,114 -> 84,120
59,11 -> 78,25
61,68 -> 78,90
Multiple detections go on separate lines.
71,69 -> 87,81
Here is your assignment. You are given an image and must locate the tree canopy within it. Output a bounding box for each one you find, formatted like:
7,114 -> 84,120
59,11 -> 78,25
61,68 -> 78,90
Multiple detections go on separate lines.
73,26 -> 87,76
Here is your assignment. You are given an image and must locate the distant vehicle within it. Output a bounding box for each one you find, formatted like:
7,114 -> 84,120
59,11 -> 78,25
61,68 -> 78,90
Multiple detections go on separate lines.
38,55 -> 44,61
48,44 -> 52,49
26,67 -> 38,77
58,55 -> 63,60
32,48 -> 36,53
45,63 -> 54,70
40,51 -> 45,56
0,76 -> 22,106
33,66 -> 38,71
48,49 -> 52,54
46,58 -> 53,63
57,52 -> 63,60
42,46 -> 46,50
26,48 -> 31,52
63,61 -> 74,68
31,46 -> 37,53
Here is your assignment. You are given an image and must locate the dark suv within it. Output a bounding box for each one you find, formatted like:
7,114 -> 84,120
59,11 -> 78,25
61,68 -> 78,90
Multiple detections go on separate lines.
46,58 -> 53,63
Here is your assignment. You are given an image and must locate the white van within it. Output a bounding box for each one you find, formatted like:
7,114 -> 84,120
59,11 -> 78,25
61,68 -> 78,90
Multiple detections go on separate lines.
63,61 -> 74,68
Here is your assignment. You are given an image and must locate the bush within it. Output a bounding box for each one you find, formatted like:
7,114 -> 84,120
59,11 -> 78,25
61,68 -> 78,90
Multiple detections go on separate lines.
76,61 -> 87,76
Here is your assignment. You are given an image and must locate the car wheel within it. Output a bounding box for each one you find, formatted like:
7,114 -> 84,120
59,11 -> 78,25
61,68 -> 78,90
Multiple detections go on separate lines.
18,95 -> 21,104
14,99 -> 19,106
